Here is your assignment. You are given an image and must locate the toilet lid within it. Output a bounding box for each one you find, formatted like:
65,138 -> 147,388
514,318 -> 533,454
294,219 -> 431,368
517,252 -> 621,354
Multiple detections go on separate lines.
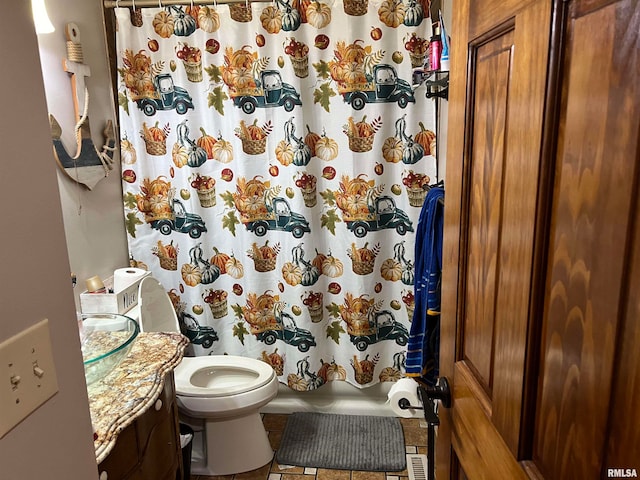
138,276 -> 180,333
175,355 -> 276,397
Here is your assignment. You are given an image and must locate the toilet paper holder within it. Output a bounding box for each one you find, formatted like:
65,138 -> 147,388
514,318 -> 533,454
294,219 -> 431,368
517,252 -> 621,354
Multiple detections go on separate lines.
397,397 -> 420,410
397,377 -> 451,412
398,377 -> 451,480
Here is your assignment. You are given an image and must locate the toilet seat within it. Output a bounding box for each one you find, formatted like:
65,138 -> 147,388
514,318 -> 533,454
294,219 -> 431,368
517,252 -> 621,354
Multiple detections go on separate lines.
135,276 -> 180,333
175,356 -> 275,397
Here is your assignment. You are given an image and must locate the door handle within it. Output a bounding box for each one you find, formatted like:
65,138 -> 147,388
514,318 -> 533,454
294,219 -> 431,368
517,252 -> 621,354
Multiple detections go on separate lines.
395,377 -> 452,419
420,377 -> 451,408
415,377 -> 450,426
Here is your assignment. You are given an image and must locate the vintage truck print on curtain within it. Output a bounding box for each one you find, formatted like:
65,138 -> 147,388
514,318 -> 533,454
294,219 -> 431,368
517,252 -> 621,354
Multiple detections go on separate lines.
115,0 -> 437,390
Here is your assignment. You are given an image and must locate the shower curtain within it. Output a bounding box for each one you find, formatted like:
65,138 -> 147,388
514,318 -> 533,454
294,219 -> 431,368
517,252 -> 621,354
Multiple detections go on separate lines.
114,0 -> 436,390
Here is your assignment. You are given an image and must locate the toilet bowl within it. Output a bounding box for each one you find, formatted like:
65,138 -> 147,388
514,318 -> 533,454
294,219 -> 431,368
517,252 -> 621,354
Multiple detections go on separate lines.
129,275 -> 278,476
175,355 -> 277,418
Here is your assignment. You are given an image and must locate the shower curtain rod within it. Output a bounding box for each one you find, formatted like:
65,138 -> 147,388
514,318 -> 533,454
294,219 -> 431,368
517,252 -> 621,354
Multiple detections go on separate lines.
104,0 -> 273,7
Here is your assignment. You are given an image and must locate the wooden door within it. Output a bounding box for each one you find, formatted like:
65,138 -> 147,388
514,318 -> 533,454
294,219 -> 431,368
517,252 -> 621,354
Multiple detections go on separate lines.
438,0 -> 640,478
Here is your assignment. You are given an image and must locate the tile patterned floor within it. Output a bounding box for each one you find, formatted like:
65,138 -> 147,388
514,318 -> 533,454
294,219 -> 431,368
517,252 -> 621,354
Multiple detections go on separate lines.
191,414 -> 428,480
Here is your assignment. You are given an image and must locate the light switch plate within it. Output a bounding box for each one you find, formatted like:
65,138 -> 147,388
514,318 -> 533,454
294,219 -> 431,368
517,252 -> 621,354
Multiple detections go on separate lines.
0,319 -> 59,438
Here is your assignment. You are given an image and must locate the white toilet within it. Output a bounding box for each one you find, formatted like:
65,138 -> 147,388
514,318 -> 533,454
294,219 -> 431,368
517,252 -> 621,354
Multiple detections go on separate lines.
129,276 -> 278,476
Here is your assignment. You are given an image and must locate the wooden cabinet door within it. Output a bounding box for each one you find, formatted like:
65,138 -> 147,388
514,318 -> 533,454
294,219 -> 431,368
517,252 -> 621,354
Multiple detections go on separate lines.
439,0 -> 640,478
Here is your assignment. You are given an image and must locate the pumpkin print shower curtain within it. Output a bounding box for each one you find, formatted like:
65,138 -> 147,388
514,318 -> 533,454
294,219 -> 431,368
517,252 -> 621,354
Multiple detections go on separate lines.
115,0 -> 436,390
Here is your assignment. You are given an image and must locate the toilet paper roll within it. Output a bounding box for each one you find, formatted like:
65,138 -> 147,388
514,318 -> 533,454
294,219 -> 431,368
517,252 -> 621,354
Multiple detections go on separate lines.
387,378 -> 422,418
113,268 -> 148,292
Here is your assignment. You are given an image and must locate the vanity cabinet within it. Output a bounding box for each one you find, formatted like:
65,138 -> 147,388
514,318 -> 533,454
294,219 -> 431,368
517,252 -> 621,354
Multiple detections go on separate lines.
97,373 -> 184,480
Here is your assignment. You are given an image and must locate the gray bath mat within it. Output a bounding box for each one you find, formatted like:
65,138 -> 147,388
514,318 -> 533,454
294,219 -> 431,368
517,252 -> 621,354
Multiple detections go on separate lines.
276,412 -> 406,471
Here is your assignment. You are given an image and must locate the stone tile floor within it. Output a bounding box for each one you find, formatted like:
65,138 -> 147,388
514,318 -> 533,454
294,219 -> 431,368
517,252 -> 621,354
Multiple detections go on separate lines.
191,414 -> 428,480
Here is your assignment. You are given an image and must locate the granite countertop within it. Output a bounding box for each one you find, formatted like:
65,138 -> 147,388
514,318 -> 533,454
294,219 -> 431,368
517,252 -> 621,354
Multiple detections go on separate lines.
87,332 -> 188,463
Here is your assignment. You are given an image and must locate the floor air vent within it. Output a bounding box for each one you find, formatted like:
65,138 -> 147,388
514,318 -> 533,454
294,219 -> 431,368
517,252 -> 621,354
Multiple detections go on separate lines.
407,454 -> 428,480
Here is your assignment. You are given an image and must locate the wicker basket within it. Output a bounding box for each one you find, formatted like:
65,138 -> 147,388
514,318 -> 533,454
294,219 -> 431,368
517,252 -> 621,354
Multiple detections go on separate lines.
301,186 -> 317,207
143,139 -> 166,156
253,257 -> 276,272
272,363 -> 284,376
307,304 -> 323,323
208,299 -> 228,319
130,7 -> 143,27
351,259 -> 375,275
346,315 -> 371,336
197,187 -> 217,208
355,371 -> 374,385
241,137 -> 267,155
290,56 -> 309,78
343,0 -> 368,16
158,255 -> 177,271
229,3 -> 252,22
144,211 -> 173,224
405,305 -> 415,321
406,186 -> 428,207
347,134 -> 374,153
183,60 -> 203,82
410,52 -> 427,69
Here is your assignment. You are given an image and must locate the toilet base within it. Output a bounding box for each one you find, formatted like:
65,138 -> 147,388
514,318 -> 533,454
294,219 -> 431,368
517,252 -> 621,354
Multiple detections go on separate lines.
191,412 -> 274,476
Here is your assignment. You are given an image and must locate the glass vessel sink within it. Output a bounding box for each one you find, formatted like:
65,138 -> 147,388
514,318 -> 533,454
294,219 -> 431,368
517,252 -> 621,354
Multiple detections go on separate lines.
80,313 -> 139,385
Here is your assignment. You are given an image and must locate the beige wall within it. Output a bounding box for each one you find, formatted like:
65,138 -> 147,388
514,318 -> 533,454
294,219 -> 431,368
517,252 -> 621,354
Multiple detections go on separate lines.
0,2 -> 99,479
37,0 -> 129,310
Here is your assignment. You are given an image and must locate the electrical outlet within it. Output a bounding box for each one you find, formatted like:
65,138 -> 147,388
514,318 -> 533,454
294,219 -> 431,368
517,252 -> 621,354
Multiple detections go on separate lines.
0,319 -> 59,438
